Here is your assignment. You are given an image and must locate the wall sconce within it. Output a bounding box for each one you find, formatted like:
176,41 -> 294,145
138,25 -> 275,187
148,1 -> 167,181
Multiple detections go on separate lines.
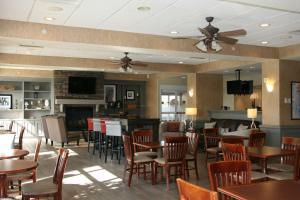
264,78 -> 275,92
188,89 -> 194,97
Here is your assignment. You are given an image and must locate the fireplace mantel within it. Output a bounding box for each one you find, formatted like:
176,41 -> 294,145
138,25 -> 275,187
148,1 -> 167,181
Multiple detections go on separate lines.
55,98 -> 105,105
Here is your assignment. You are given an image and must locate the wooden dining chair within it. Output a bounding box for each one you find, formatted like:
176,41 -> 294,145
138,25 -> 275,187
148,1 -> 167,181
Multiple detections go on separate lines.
122,134 -> 154,187
268,136 -> 300,172
222,143 -> 246,161
132,129 -> 157,158
13,126 -> 25,150
177,178 -> 218,200
21,148 -> 69,200
208,160 -> 251,199
8,139 -> 42,194
0,174 -> 8,198
154,136 -> 188,191
204,128 -> 221,163
248,130 -> 266,147
185,132 -> 200,179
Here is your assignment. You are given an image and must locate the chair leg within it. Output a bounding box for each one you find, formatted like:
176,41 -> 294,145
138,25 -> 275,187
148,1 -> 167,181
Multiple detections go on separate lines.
143,164 -> 146,180
128,163 -> 134,187
123,162 -> 128,182
105,136 -> 109,163
77,138 -> 80,146
51,141 -> 54,146
205,152 -> 208,165
93,132 -> 96,155
45,138 -> 48,144
166,165 -> 170,191
61,142 -> 64,148
153,163 -> 157,184
99,134 -> 102,159
18,180 -> 21,195
151,163 -> 154,185
185,160 -> 190,179
194,158 -> 199,180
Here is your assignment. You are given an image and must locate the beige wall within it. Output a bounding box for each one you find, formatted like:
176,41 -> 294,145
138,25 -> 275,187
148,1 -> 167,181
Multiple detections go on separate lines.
196,73 -> 223,119
261,60 -> 280,126
279,60 -> 300,126
187,74 -> 197,108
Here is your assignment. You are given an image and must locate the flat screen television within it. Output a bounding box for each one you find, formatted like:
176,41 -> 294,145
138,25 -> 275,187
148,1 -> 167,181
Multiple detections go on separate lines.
227,80 -> 253,95
68,76 -> 96,94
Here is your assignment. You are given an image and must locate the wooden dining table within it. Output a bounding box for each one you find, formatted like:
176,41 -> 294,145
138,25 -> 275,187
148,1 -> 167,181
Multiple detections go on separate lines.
246,146 -> 295,173
218,180 -> 300,200
0,160 -> 38,198
0,149 -> 29,160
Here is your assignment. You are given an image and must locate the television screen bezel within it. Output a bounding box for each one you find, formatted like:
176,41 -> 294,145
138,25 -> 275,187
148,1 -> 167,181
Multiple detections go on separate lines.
68,76 -> 96,95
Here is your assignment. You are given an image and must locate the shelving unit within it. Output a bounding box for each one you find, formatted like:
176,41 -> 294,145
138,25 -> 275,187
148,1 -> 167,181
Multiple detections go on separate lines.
0,78 -> 53,136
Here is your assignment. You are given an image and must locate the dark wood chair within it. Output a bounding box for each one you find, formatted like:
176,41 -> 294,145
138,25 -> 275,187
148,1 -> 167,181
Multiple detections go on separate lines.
204,128 -> 221,163
132,129 -> 157,158
9,139 -> 42,194
177,178 -> 218,200
21,148 -> 69,200
221,137 -> 244,145
268,136 -> 300,172
249,130 -> 266,147
185,132 -> 200,179
222,143 -> 246,161
122,134 -> 153,187
13,127 -> 25,149
154,136 -> 188,191
208,160 -> 251,199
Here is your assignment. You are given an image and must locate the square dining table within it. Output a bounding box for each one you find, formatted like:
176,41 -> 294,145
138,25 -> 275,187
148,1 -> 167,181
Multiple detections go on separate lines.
218,180 -> 300,200
246,146 -> 295,173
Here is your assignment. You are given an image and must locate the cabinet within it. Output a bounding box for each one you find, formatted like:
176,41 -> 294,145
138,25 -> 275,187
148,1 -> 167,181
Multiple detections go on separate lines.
0,78 -> 53,136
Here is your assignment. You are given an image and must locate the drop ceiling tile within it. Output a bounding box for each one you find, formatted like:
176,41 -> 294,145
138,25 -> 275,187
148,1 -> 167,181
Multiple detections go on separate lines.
28,0 -> 80,25
0,0 -> 34,21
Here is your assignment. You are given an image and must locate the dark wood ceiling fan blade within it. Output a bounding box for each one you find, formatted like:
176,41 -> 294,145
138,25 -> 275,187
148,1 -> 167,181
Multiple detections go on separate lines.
218,29 -> 247,37
111,60 -> 121,64
198,28 -> 211,38
131,61 -> 148,67
217,35 -> 238,44
172,36 -> 205,40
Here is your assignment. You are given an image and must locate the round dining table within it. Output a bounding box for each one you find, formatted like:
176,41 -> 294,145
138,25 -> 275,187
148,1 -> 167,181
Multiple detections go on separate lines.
0,160 -> 38,198
0,149 -> 29,160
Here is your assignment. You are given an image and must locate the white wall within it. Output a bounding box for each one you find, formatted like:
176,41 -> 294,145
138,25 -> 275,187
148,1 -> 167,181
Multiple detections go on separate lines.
223,72 -> 262,110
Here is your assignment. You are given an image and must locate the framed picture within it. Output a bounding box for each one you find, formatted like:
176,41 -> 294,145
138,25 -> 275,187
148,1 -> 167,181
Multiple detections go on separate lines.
104,85 -> 116,103
0,94 -> 12,109
126,90 -> 135,100
291,81 -> 300,119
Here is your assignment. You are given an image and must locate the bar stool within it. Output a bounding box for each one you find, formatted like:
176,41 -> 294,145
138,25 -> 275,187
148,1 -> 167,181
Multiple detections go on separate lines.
104,121 -> 123,164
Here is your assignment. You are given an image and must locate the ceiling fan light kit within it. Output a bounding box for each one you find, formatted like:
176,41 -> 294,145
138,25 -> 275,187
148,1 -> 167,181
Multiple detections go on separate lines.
175,16 -> 246,53
113,52 -> 147,73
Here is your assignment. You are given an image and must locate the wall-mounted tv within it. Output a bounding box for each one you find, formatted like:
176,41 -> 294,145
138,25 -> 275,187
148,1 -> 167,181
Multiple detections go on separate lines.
68,76 -> 96,94
227,80 -> 253,95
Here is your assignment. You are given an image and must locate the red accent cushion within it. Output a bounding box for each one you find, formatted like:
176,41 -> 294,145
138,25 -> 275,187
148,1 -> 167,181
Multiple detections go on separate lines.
167,122 -> 180,132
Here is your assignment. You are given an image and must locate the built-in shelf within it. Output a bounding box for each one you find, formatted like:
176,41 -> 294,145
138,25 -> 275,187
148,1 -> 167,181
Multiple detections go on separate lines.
24,98 -> 47,100
24,109 -> 51,111
24,90 -> 51,93
0,109 -> 23,111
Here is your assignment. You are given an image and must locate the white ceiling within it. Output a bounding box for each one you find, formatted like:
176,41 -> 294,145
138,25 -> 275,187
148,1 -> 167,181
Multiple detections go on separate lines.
0,0 -> 300,48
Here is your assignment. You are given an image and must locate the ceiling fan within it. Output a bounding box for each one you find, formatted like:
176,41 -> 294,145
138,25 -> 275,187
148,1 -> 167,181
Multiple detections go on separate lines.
112,52 -> 147,72
174,17 -> 247,52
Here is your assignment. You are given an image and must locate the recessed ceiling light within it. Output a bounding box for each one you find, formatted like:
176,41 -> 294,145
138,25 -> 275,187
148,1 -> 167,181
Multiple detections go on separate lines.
261,41 -> 269,44
250,66 -> 255,69
137,6 -> 151,11
109,56 -> 115,59
44,17 -> 55,21
224,70 -> 229,73
48,6 -> 63,12
178,61 -> 183,64
260,23 -> 270,27
170,31 -> 178,34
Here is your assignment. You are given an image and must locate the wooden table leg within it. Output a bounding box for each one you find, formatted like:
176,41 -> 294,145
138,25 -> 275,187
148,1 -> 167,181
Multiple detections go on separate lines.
0,174 -> 8,198
262,158 -> 267,174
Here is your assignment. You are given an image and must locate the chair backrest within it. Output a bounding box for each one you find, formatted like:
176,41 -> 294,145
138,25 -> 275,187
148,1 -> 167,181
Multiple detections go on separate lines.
208,161 -> 251,192
105,121 -> 122,136
249,130 -> 266,147
186,132 -> 200,156
87,118 -> 94,132
281,137 -> 300,165
164,136 -> 188,163
41,116 -> 50,139
122,134 -> 134,162
222,143 -> 247,161
45,116 -> 67,142
17,126 -> 25,149
221,137 -> 244,145
204,128 -> 219,149
0,174 -> 7,198
33,139 -> 42,162
53,148 -> 69,188
177,178 -> 218,200
132,129 -> 153,152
